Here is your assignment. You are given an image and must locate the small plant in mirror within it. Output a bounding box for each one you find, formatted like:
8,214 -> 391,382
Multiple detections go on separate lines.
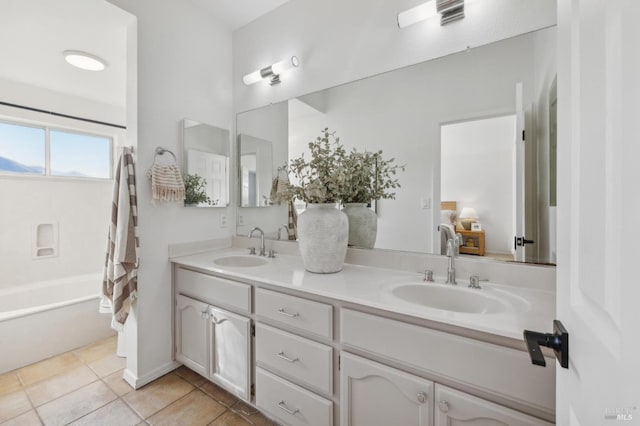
273,128 -> 348,204
184,173 -> 214,206
340,150 -> 405,203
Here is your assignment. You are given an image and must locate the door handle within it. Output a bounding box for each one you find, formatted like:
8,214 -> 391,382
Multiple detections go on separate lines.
523,320 -> 569,368
514,236 -> 535,249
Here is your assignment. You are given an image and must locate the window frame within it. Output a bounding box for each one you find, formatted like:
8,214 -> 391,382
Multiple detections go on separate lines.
0,117 -> 115,181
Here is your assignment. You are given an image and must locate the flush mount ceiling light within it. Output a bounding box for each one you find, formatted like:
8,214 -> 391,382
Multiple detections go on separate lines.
63,50 -> 107,71
397,0 -> 465,28
243,56 -> 300,86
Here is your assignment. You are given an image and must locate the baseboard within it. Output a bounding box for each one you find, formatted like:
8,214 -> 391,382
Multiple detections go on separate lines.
123,360 -> 181,389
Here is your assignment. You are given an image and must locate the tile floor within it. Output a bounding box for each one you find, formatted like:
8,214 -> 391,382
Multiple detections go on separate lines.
0,336 -> 276,425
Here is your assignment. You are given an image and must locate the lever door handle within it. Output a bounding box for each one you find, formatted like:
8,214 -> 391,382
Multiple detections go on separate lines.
523,320 -> 569,368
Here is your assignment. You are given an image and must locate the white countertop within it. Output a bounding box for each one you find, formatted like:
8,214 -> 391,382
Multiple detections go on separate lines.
170,248 -> 555,342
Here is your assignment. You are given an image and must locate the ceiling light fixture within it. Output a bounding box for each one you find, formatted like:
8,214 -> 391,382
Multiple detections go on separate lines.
397,0 -> 465,29
63,50 -> 107,71
242,56 -> 300,86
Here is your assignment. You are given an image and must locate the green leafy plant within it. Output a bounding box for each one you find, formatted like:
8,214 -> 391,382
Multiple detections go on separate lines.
275,128 -> 349,204
340,150 -> 405,203
184,174 -> 212,205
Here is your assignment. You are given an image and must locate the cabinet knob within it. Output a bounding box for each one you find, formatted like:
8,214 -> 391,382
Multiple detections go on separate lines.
200,310 -> 209,319
439,400 -> 450,413
416,392 -> 427,403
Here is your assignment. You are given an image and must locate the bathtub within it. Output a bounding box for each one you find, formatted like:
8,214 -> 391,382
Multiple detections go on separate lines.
0,273 -> 115,374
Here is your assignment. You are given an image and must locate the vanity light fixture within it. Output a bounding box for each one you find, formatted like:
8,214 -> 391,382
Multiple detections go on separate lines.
397,0 -> 465,28
63,50 -> 107,71
242,56 -> 300,86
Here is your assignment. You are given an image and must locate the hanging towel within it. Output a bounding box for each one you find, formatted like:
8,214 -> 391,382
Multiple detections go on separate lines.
288,201 -> 298,240
101,147 -> 139,331
147,163 -> 185,203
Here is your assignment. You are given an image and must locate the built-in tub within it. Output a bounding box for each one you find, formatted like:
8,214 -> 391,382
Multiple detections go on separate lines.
0,273 -> 115,374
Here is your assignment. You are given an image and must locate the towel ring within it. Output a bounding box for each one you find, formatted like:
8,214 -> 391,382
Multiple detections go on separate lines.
154,147 -> 177,162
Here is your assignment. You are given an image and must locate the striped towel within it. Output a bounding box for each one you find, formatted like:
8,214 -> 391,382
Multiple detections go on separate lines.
147,163 -> 185,203
288,201 -> 298,240
101,147 -> 139,331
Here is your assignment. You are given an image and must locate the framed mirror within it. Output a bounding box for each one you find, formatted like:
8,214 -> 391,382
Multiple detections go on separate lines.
235,26 -> 557,265
182,119 -> 230,207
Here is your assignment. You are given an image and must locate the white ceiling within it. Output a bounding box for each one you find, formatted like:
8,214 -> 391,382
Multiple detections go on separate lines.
0,0 -> 129,108
0,0 -> 290,111
189,0 -> 292,30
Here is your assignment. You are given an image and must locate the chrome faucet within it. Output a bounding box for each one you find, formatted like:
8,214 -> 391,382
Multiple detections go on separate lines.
445,234 -> 463,284
277,224 -> 290,240
248,227 -> 266,256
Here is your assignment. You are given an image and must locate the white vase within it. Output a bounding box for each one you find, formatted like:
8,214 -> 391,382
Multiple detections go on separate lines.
343,203 -> 377,249
297,203 -> 348,273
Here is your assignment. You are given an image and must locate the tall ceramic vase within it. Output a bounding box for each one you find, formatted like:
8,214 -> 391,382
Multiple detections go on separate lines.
297,203 -> 348,273
343,203 -> 377,249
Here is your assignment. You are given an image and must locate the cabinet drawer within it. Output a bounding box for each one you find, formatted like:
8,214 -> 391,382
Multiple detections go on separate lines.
256,323 -> 332,396
435,385 -> 553,426
255,288 -> 332,339
176,267 -> 250,313
256,367 -> 333,426
340,309 -> 555,415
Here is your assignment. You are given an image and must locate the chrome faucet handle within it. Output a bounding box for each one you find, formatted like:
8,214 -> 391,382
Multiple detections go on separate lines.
268,249 -> 276,258
469,275 -> 488,289
423,269 -> 434,282
248,247 -> 256,255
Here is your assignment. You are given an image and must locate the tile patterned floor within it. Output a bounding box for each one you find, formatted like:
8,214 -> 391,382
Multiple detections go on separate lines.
0,336 -> 276,425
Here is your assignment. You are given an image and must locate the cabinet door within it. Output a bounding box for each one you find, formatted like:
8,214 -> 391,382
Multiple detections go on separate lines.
209,306 -> 251,401
340,352 -> 433,426
175,294 -> 209,377
434,385 -> 553,426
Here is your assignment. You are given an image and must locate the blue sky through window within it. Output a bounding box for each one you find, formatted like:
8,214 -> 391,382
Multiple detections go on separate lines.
0,121 -> 45,173
51,131 -> 111,178
0,121 -> 112,178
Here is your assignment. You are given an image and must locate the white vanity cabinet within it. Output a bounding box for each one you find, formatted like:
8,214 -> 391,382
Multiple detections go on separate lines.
174,268 -> 252,401
171,258 -> 555,425
254,289 -> 334,426
175,294 -> 209,377
434,385 -> 553,426
340,352 -> 434,426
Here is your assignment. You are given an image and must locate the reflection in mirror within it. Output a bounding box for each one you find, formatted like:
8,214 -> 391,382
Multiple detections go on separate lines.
239,134 -> 273,207
182,119 -> 229,207
235,27 -> 557,265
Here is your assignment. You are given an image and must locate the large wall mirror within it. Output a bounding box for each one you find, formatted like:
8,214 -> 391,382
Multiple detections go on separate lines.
182,119 -> 230,207
236,27 -> 557,265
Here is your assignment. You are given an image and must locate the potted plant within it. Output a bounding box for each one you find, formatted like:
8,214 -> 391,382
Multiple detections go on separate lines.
275,128 -> 349,273
340,150 -> 404,248
184,174 -> 212,206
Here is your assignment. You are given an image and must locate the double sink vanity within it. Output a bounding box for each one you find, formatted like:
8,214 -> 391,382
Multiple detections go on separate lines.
170,238 -> 556,426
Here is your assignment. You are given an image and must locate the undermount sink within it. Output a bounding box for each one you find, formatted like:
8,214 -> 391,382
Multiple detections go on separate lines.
391,284 -> 507,314
212,255 -> 269,267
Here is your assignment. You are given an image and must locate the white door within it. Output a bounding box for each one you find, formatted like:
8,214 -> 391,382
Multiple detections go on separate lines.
556,0 -> 640,423
209,306 -> 251,401
340,352 -> 433,426
175,294 -> 209,377
187,149 -> 228,205
434,385 -> 552,426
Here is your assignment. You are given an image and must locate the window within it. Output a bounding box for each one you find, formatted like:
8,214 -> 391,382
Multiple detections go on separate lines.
0,120 -> 113,179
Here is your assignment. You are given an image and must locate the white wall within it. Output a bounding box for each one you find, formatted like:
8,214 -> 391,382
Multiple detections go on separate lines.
107,0 -> 233,384
0,83 -> 126,289
441,116 -> 516,255
233,0 -> 556,114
